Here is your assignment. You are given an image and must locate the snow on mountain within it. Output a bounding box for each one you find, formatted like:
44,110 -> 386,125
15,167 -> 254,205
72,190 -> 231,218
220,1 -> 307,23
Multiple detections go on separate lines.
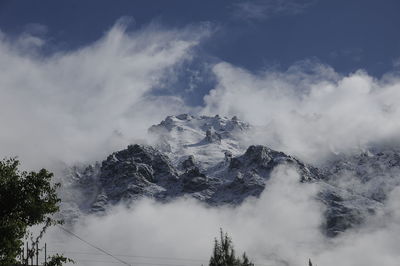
148,114 -> 250,169
325,148 -> 400,202
61,114 -> 391,236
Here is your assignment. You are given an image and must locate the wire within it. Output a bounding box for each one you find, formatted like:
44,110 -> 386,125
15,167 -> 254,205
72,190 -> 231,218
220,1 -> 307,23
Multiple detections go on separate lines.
47,250 -> 206,262
68,258 -> 197,266
52,227 -> 274,266
57,225 -> 132,266
46,249 -> 273,266
58,258 -> 272,266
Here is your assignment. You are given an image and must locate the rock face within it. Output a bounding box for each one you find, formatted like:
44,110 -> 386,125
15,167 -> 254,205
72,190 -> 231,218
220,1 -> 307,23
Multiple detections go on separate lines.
66,114 -> 388,236
325,149 -> 400,202
86,143 -> 321,210
92,144 -> 179,211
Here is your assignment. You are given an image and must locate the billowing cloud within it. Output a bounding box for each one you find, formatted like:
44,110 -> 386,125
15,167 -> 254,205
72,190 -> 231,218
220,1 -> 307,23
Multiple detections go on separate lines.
4,16 -> 400,266
202,61 -> 400,163
0,21 -> 209,170
43,166 -> 324,266
42,165 -> 400,266
316,186 -> 400,266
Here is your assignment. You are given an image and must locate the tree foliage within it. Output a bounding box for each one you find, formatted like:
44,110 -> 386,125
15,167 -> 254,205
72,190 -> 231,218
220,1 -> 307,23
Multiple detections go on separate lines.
209,229 -> 254,266
47,254 -> 75,266
0,158 -> 62,264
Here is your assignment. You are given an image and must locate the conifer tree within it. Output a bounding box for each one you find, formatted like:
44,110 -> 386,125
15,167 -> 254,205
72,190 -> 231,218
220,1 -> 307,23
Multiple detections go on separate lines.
241,253 -> 254,266
209,229 -> 254,266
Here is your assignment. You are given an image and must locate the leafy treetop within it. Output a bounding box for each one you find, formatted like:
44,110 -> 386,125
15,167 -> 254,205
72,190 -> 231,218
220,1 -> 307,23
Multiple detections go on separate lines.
0,158 -> 62,264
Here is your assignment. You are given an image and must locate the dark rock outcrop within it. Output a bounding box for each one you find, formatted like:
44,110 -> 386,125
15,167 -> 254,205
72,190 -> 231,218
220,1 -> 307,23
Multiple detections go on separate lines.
64,115 -> 388,237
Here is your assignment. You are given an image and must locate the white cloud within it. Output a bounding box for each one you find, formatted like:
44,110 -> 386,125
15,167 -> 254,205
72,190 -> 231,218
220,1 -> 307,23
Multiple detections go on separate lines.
202,61 -> 400,163
39,166 -> 400,266
0,21 -> 209,170
315,186 -> 400,266
43,166 -> 324,266
4,17 -> 400,266
41,165 -> 400,266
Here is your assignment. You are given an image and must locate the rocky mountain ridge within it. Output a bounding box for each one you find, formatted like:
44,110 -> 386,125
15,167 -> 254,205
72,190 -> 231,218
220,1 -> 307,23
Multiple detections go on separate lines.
63,114 -> 391,236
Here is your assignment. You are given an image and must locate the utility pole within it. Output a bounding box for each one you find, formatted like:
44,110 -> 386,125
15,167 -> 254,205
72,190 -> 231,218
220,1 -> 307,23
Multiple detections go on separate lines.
36,242 -> 39,266
21,245 -> 24,264
25,242 -> 28,266
44,243 -> 47,266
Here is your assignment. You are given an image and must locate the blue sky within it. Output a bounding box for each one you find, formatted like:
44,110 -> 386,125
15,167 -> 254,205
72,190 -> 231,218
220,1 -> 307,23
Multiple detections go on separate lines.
2,0 -> 400,168
1,0 -> 399,77
3,3 -> 400,264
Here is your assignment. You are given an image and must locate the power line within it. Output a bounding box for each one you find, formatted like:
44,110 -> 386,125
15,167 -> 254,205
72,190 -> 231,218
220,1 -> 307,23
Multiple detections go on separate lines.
47,250 -> 206,262
57,258 -> 273,266
66,258 -> 197,266
57,225 -> 132,266
47,249 -> 273,266
53,227 -> 274,266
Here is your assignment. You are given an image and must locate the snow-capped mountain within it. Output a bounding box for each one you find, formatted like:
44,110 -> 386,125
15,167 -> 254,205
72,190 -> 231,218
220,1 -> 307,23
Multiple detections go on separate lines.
63,114 -> 388,236
148,114 -> 250,169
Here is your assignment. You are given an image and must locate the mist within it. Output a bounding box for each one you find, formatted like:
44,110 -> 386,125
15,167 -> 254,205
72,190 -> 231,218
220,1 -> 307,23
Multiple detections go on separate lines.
3,19 -> 400,266
203,61 -> 400,163
44,166 -> 324,266
0,20 -> 207,170
41,166 -> 400,266
3,19 -> 400,168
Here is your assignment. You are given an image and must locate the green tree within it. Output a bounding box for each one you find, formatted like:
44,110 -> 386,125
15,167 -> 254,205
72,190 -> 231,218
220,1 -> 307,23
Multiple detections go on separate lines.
0,157 -> 64,264
209,229 -> 254,266
47,254 -> 75,266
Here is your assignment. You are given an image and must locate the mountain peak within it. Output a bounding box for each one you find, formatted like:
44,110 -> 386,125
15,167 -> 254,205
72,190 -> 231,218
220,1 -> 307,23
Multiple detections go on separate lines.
148,114 -> 250,168
149,114 -> 250,134
62,114 -> 388,237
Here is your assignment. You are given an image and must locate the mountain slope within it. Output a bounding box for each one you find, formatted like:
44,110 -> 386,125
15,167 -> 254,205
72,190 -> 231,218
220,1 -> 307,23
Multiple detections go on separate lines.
63,114 -> 386,236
